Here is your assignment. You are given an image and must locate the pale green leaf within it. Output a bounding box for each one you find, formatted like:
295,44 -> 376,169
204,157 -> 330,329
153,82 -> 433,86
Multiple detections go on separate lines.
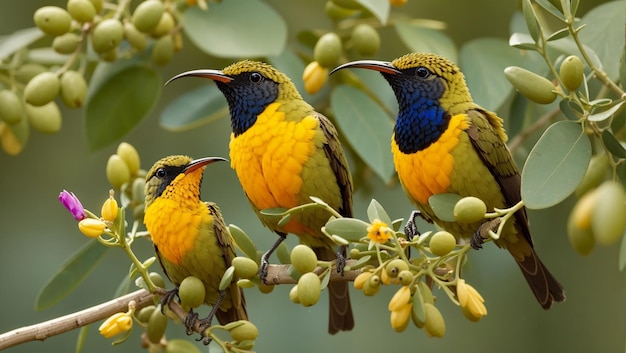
535,0 -> 566,21
35,240 -> 108,310
219,266 -> 235,291
0,27 -> 44,61
522,0 -> 541,42
183,0 -> 287,58
26,47 -> 69,65
229,224 -> 257,260
428,193 -> 462,222
160,85 -> 228,131
86,65 -> 161,150
602,130 -> 626,158
367,199 -> 393,226
509,32 -> 537,51
546,28 -> 570,42
324,218 -> 370,242
276,241 -> 291,265
356,0 -> 389,25
330,85 -> 395,183
394,21 -> 457,64
588,100 -> 625,122
521,121 -> 592,209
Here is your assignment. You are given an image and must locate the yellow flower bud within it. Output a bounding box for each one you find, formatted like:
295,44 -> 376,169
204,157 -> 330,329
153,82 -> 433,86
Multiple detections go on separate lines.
353,271 -> 372,290
390,303 -> 412,332
423,303 -> 445,338
101,194 -> 118,222
302,61 -> 328,95
388,285 -> 411,311
99,312 -> 133,338
456,279 -> 487,321
78,218 -> 106,238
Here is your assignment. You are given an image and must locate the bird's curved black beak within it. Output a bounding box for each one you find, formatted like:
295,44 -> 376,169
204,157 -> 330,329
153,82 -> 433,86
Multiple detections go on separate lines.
165,69 -> 234,86
330,60 -> 402,75
184,157 -> 228,173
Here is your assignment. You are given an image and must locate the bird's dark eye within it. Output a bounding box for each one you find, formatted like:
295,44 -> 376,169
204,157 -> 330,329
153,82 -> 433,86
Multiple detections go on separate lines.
250,72 -> 263,83
415,66 -> 430,78
155,168 -> 166,178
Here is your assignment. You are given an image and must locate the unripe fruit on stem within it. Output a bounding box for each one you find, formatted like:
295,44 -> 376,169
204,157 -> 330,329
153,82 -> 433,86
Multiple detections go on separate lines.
132,0 -> 165,33
297,272 -> 322,306
60,70 -> 87,108
149,272 -> 166,289
353,271 -> 372,289
504,66 -> 557,104
290,244 -> 318,274
151,35 -> 174,66
592,181 -> 626,246
559,55 -> 584,91
229,321 -> 259,342
314,32 -> 342,68
429,231 -> 456,256
324,1 -> 358,21
89,0 -> 103,12
91,18 -> 124,53
165,339 -> 202,353
151,12 -> 174,38
52,32 -> 80,54
232,257 -> 259,279
454,196 -> 487,223
257,283 -> 274,294
106,154 -> 131,189
0,90 -> 23,125
25,101 -> 62,134
136,305 -> 156,324
15,64 -> 47,84
575,154 -> 609,197
24,72 -> 60,107
124,22 -> 147,51
146,308 -> 168,344
398,270 -> 414,286
34,6 -> 72,36
67,0 -> 96,23
116,142 -> 141,176
362,274 -> 381,296
289,285 -> 300,304
179,276 -> 206,309
385,259 -> 408,278
351,24 -> 380,56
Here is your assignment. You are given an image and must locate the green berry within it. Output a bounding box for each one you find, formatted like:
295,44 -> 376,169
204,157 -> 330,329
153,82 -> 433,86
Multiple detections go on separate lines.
232,257 -> 259,279
25,101 -> 62,134
179,276 -> 206,309
385,258 -> 409,278
454,196 -> 487,223
362,274 -> 381,296
124,22 -> 147,51
99,48 -> 117,62
289,285 -> 300,304
52,32 -> 80,54
151,11 -> 174,38
314,33 -> 342,68
106,154 -> 131,189
559,55 -> 584,91
24,72 -> 60,107
575,154 -> 609,197
15,64 -> 47,84
324,1 -> 358,21
592,181 -> 626,246
90,18 -> 124,53
89,0 -> 103,12
351,24 -> 380,56
132,0 -> 165,33
257,283 -> 274,294
116,142 -> 141,176
34,6 -> 72,36
60,70 -> 87,108
504,66 -> 557,104
132,177 -> 146,204
229,321 -> 259,342
297,272 -> 322,307
146,307 -> 168,344
136,305 -> 156,324
290,244 -> 318,274
151,35 -> 174,66
0,90 -> 24,125
67,0 -> 96,23
397,270 -> 414,286
149,272 -> 166,288
429,231 -> 456,256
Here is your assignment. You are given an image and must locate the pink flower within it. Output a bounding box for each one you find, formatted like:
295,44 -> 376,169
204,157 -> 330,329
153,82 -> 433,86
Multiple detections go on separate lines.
58,190 -> 86,221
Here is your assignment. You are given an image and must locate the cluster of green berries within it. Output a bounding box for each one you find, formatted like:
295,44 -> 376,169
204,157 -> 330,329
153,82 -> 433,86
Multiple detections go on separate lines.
105,142 -> 146,221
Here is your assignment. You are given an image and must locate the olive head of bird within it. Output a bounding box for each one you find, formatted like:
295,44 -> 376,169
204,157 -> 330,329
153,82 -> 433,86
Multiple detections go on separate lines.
166,61 -> 304,136
144,155 -> 227,208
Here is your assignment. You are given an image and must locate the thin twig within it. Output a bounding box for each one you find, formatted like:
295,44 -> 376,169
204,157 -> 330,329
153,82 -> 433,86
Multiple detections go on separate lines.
508,107 -> 562,153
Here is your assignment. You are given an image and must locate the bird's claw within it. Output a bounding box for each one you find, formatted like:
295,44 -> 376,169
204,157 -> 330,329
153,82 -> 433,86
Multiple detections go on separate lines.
470,230 -> 484,250
336,246 -> 347,275
404,210 -> 423,241
159,288 -> 179,313
183,311 -> 199,336
259,257 -> 270,285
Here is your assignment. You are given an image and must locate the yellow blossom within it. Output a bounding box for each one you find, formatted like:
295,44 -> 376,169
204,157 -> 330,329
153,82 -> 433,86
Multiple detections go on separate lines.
388,285 -> 411,311
302,61 -> 328,94
99,312 -> 133,338
367,219 -> 393,243
353,271 -> 372,290
456,279 -> 487,321
101,192 -> 118,222
78,218 -> 106,238
390,302 -> 412,332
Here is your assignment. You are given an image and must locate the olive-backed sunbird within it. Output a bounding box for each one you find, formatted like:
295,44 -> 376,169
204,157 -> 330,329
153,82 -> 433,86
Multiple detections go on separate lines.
167,61 -> 354,334
144,155 -> 248,330
332,53 -> 566,309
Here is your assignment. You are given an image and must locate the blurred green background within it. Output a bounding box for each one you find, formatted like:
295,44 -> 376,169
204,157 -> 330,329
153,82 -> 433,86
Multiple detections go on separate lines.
1,1 -> 624,352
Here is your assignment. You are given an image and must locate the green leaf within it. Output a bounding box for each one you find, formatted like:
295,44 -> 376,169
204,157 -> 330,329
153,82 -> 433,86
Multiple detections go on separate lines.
367,199 -> 393,226
619,230 -> 626,271
219,266 -> 235,291
356,0 -> 389,25
546,28 -> 570,42
521,121 -> 592,209
559,99 -> 582,120
260,207 -> 288,216
522,0 -> 541,42
35,240 -> 109,310
183,0 -> 287,58
229,224 -> 258,260
0,27 -> 44,61
509,33 -> 537,51
588,100 -> 625,122
394,21 -> 458,64
602,130 -> 626,158
276,241 -> 291,265
160,85 -> 228,131
268,48 -> 328,106
25,47 -> 69,65
330,85 -> 395,183
428,193 -> 461,222
324,218 -> 370,242
86,65 -> 160,151
535,0 -> 566,21
345,255 -> 372,271
579,1 -> 626,79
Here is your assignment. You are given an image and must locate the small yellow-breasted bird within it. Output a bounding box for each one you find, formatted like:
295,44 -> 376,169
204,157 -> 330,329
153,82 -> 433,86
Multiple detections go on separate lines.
167,61 -> 354,334
144,155 -> 247,332
332,53 -> 566,309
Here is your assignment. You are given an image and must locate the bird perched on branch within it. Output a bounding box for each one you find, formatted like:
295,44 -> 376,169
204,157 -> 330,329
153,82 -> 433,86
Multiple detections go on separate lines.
167,61 -> 354,334
332,53 -> 565,309
144,155 -> 247,336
